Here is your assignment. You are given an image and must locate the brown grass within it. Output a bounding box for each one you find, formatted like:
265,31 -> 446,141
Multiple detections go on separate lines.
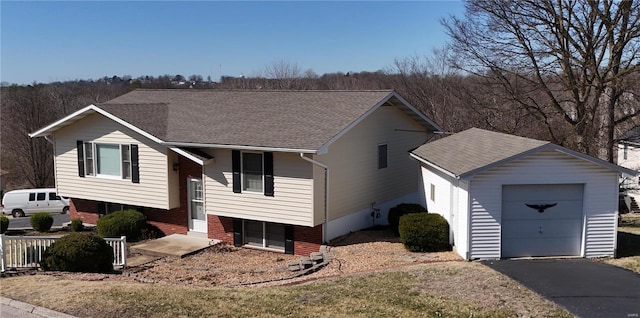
604,213 -> 640,273
0,226 -> 573,317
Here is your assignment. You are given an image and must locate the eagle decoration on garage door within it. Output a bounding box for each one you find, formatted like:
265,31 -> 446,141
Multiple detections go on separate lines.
525,203 -> 557,213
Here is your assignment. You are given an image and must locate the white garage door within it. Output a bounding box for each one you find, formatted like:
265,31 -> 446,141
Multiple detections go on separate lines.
501,184 -> 584,258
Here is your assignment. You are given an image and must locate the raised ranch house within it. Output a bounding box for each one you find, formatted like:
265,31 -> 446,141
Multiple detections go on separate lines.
411,128 -> 637,260
30,89 -> 442,255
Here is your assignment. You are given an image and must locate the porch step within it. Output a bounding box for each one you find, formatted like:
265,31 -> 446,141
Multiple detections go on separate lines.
186,231 -> 208,239
131,234 -> 220,258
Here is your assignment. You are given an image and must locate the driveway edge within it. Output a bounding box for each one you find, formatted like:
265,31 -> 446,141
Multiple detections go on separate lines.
1,297 -> 77,318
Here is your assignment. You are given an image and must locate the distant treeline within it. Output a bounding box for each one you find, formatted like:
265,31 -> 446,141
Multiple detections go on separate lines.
1,64 -> 638,189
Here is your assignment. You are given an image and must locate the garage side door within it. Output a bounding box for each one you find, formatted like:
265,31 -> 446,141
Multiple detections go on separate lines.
501,184 -> 584,258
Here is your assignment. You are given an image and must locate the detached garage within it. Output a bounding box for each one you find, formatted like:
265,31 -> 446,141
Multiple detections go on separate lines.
410,128 -> 637,260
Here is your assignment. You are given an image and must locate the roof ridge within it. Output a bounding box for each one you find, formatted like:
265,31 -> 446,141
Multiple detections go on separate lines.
132,88 -> 394,93
465,127 -> 550,144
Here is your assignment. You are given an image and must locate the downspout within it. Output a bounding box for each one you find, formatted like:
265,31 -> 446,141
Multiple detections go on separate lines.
44,135 -> 54,145
299,153 -> 329,243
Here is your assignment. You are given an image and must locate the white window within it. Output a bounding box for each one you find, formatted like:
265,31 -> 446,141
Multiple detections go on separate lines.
96,144 -> 120,176
84,142 -> 94,176
243,220 -> 285,251
378,144 -> 388,169
430,184 -> 436,202
242,152 -> 263,192
84,143 -> 133,179
121,145 -> 131,179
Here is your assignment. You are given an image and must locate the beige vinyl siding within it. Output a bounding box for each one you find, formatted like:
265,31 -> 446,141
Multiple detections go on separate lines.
53,113 -> 175,209
468,150 -> 618,259
205,150 -> 314,226
317,105 -> 429,221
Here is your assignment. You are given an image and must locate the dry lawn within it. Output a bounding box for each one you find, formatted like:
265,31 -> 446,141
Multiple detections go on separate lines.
604,213 -> 640,273
0,226 -> 572,317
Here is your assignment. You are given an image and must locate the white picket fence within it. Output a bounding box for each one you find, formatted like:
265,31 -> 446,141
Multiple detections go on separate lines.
0,234 -> 127,272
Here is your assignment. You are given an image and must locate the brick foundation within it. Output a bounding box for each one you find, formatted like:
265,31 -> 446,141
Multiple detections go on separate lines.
207,215 -> 323,256
207,215 -> 234,243
69,156 -> 202,237
293,224 -> 323,256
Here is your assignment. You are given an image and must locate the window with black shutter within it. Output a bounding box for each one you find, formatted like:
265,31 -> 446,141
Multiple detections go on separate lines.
77,141 -> 85,177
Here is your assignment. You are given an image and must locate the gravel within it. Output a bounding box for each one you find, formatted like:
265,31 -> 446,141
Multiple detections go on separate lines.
37,227 -> 462,287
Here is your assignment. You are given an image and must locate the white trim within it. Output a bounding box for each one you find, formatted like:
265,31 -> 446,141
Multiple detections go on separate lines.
29,105 -> 165,145
169,147 -> 204,165
413,143 -> 639,180
164,142 -> 317,154
187,177 -> 206,233
409,153 -> 459,179
316,91 -> 443,154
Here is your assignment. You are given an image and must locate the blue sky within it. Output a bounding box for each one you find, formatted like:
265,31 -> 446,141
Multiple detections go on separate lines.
1,1 -> 465,84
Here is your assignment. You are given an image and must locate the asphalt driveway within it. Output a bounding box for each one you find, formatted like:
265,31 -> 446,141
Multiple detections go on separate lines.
482,259 -> 640,318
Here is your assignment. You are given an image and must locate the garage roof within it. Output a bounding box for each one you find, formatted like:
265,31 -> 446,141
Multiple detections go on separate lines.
411,128 -> 638,179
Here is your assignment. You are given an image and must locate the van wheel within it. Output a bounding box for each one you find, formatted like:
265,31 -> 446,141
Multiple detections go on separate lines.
62,206 -> 69,214
12,209 -> 25,218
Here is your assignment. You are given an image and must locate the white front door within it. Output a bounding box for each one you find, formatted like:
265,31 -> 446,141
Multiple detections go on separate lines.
188,178 -> 207,233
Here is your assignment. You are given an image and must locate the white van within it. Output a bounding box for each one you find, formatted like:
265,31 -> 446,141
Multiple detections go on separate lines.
2,188 -> 69,217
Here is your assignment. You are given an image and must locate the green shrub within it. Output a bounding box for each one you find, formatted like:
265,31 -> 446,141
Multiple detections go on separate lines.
399,213 -> 450,252
69,218 -> 84,232
41,233 -> 113,273
388,203 -> 426,235
96,209 -> 147,241
30,212 -> 54,232
0,215 -> 9,233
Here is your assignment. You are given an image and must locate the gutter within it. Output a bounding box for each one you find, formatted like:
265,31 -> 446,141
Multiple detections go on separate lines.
299,153 -> 329,243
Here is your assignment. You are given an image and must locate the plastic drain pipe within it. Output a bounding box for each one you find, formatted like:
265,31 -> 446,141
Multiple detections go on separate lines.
299,153 -> 329,243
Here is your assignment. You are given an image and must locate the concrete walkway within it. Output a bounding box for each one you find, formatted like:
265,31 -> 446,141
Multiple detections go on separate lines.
1,297 -> 76,318
130,234 -> 219,258
483,259 -> 640,318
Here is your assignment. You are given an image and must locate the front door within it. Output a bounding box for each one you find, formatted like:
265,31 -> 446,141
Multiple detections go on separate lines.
188,178 -> 207,233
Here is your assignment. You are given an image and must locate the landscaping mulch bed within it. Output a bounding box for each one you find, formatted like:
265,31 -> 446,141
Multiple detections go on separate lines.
30,226 -> 462,287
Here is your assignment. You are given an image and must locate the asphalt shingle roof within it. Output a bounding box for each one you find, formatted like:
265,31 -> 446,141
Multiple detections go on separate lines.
98,89 -> 401,150
411,128 -> 549,176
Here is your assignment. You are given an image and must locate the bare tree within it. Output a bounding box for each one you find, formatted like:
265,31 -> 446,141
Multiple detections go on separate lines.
443,0 -> 640,161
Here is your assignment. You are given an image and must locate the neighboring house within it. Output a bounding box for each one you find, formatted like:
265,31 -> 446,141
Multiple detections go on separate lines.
410,128 -> 637,260
30,89 -> 442,255
617,127 -> 640,208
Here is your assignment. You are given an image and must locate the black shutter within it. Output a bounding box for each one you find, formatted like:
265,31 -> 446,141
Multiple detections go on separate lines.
77,141 -> 85,177
264,152 -> 274,197
232,150 -> 241,193
131,144 -> 139,183
284,225 -> 294,255
97,202 -> 107,216
233,219 -> 243,247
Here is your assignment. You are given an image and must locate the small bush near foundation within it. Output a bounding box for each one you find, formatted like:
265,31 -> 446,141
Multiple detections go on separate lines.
0,216 -> 9,233
41,233 -> 113,273
70,218 -> 84,232
388,203 -> 426,235
30,212 -> 54,232
97,209 -> 147,241
399,213 -> 450,252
